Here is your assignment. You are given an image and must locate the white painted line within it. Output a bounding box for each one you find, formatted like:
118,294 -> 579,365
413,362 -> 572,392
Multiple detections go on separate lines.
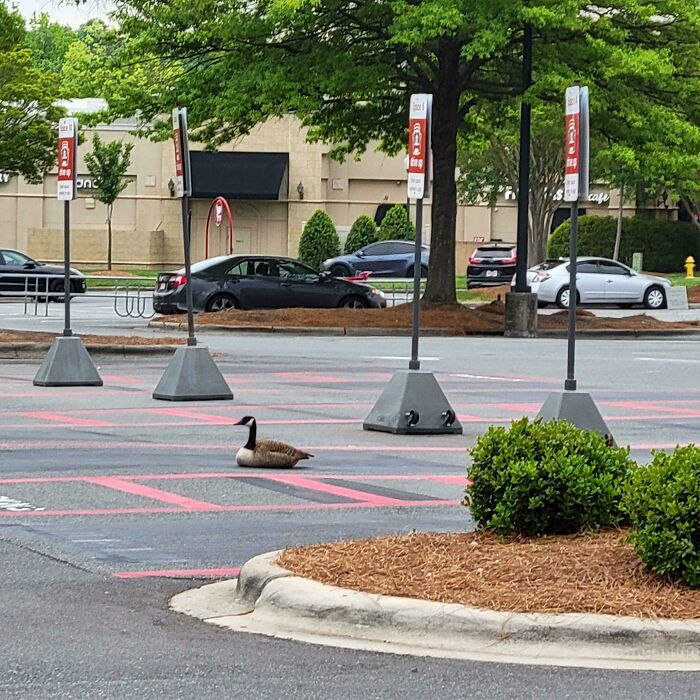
451,374 -> 524,382
72,538 -> 119,543
635,357 -> 700,364
368,356 -> 441,361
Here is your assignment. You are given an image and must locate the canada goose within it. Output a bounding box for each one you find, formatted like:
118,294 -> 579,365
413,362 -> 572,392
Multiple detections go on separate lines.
234,416 -> 313,468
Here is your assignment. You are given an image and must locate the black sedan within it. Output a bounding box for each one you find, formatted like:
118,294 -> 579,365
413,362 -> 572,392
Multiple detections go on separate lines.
153,254 -> 387,314
0,249 -> 86,300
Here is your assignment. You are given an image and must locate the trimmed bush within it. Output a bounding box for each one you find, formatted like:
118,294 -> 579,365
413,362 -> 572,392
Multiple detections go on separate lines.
548,215 -> 700,273
378,204 -> 414,241
624,446 -> 700,588
298,210 -> 341,269
466,418 -> 634,536
345,214 -> 378,254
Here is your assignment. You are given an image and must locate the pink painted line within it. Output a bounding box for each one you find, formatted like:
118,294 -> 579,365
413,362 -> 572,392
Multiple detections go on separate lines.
0,499 -> 460,518
265,474 -> 406,505
603,401 -> 700,416
22,411 -> 113,427
0,440 -> 468,452
113,567 -> 240,579
82,476 -> 224,511
150,408 -> 236,424
0,472 -> 464,485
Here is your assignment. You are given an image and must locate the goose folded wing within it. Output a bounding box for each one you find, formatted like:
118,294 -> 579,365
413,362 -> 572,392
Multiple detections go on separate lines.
257,439 -> 313,460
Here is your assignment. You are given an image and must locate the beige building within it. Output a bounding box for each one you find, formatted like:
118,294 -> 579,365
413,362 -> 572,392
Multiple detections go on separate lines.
0,103 -> 627,272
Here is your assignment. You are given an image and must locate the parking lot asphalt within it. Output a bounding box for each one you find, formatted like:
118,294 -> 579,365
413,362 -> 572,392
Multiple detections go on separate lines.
2,305 -> 700,697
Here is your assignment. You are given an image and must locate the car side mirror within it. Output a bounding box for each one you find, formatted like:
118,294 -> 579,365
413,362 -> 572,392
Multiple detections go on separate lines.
23,262 -> 36,269
356,251 -> 366,258
319,270 -> 331,280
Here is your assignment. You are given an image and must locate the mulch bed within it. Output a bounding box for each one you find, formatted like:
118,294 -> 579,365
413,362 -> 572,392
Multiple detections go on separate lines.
157,300 -> 700,335
278,530 -> 700,620
0,329 -> 183,346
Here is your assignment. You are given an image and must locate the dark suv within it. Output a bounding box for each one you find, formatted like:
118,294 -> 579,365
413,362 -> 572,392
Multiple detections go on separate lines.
467,244 -> 517,289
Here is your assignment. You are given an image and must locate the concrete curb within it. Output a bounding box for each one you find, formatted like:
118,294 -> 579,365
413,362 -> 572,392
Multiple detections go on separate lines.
170,550 -> 700,670
0,342 -> 179,359
148,320 -> 700,339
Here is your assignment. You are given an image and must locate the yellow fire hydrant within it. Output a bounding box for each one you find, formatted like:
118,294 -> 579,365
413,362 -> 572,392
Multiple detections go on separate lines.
686,256 -> 696,279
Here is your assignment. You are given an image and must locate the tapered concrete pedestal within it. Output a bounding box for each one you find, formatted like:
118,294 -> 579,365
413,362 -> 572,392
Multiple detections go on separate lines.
363,370 -> 462,435
153,345 -> 233,401
504,291 -> 538,338
536,391 -> 614,444
33,336 -> 103,387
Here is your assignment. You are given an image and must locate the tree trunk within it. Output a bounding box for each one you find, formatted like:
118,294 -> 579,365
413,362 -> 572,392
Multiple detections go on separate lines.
680,195 -> 700,231
107,203 -> 113,270
423,44 -> 460,305
613,180 -> 624,260
528,202 -> 553,265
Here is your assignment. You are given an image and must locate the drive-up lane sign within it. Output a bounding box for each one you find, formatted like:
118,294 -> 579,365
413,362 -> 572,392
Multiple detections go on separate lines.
57,118 -> 78,201
564,85 -> 589,202
407,94 -> 432,200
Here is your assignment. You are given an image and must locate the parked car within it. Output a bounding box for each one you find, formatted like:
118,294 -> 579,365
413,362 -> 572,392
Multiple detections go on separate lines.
0,249 -> 86,300
153,254 -> 387,314
467,244 -> 517,288
321,240 -> 429,278
527,257 -> 671,309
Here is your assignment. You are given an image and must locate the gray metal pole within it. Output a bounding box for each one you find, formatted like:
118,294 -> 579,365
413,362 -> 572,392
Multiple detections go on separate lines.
409,198 -> 422,370
63,200 -> 72,337
514,23 -> 533,292
565,204 -> 578,391
181,195 -> 196,346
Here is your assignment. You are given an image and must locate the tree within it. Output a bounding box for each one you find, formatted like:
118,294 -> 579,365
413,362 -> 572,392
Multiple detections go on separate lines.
344,215 -> 377,254
106,0 -> 700,303
298,210 -> 340,269
25,13 -> 76,76
0,1 -> 65,183
378,204 -> 414,241
458,103 -> 563,264
84,134 -> 133,269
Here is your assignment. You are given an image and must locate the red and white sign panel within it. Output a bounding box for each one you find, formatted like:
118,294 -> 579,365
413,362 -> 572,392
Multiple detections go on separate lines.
57,117 -> 78,201
407,94 -> 432,199
172,108 -> 185,198
564,86 -> 580,202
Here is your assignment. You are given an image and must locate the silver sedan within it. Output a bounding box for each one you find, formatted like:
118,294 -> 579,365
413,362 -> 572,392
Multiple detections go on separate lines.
527,257 -> 672,309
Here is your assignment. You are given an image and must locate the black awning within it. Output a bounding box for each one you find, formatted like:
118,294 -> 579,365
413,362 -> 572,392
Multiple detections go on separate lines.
189,151 -> 289,200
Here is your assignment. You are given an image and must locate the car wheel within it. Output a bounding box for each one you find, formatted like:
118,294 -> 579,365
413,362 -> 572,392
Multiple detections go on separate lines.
339,295 -> 368,309
555,286 -> 579,309
205,293 -> 238,312
406,265 -> 428,278
644,286 -> 666,309
329,264 -> 351,277
49,279 -> 68,303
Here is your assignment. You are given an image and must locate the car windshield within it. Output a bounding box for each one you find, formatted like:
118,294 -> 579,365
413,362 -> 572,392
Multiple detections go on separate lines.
1,250 -> 32,265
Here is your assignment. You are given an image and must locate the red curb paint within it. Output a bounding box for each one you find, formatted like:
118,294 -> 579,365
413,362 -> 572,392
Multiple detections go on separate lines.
22,412 -> 113,428
82,476 -> 224,511
113,567 -> 240,579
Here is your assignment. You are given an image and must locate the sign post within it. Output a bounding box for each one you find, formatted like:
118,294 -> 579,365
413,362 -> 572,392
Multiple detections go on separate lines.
34,117 -> 102,387
536,85 -> 613,441
153,107 -> 232,401
364,94 -> 461,435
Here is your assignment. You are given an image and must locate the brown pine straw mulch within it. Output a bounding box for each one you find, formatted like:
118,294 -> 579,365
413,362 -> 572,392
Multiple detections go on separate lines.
278,530 -> 700,620
0,329 -> 184,346
160,299 -> 700,335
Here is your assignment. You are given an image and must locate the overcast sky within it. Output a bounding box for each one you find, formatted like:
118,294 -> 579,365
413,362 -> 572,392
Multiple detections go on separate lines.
13,0 -> 113,27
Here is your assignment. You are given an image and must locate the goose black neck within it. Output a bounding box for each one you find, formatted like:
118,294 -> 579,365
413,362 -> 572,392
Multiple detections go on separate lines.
244,419 -> 257,449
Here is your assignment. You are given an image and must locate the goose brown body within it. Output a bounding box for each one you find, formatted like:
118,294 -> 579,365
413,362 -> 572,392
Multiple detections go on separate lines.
235,416 -> 313,468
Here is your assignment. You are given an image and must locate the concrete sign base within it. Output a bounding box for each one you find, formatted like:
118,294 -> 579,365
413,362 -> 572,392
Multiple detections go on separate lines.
536,391 -> 614,444
363,370 -> 463,435
153,345 -> 233,401
33,336 -> 103,387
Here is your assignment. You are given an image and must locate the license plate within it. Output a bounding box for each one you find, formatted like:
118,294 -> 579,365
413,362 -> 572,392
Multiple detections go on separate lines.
486,270 -> 498,277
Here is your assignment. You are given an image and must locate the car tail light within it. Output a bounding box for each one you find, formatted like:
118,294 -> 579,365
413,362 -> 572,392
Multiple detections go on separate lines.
533,272 -> 551,282
501,250 -> 517,265
172,274 -> 187,288
468,255 -> 481,264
